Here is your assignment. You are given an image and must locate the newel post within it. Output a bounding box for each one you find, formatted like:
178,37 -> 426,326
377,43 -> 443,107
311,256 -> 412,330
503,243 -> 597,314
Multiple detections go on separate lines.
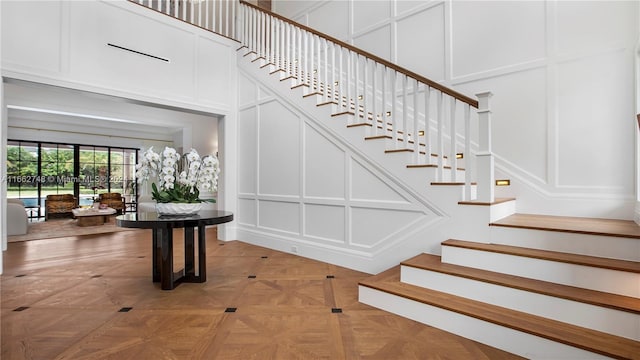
475,91 -> 495,203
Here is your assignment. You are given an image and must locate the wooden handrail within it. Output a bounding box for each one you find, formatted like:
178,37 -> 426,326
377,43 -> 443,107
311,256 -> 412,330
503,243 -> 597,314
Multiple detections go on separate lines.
239,0 -> 478,108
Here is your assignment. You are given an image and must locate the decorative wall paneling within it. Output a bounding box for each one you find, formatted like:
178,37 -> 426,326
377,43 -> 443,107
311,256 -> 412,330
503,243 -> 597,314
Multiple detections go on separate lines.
1,0 -> 237,115
237,71 -> 444,270
0,0 -> 240,254
238,1 -> 495,204
272,0 -> 638,218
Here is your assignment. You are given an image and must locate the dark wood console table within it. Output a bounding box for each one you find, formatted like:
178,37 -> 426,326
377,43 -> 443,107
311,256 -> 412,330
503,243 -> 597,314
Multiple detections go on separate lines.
116,210 -> 234,290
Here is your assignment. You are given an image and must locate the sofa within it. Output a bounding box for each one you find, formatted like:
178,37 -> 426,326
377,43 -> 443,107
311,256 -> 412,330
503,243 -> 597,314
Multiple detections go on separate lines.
7,199 -> 28,235
45,194 -> 77,220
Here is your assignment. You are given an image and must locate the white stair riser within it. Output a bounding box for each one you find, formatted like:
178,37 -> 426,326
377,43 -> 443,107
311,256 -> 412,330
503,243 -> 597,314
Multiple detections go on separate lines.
491,226 -> 640,262
401,265 -> 640,340
442,246 -> 640,298
359,286 -> 611,360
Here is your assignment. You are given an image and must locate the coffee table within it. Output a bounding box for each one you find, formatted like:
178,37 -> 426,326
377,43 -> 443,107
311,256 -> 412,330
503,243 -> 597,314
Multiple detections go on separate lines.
71,207 -> 117,226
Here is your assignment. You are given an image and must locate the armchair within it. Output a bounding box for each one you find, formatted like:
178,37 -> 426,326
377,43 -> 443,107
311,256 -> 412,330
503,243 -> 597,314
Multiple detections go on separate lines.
45,194 -> 78,220
97,192 -> 126,214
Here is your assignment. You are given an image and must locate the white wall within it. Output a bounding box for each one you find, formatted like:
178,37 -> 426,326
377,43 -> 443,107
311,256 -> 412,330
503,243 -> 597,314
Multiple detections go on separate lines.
273,0 -> 639,219
0,0 -> 239,261
236,68 -> 445,272
1,0 -> 235,115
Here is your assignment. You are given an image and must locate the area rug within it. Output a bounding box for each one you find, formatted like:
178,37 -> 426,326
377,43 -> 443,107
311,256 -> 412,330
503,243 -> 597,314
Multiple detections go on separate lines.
7,217 -> 137,242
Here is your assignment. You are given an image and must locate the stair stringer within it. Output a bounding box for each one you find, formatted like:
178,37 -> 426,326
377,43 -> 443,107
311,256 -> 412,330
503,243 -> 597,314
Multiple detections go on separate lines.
238,52 -> 501,216
236,52 -> 512,274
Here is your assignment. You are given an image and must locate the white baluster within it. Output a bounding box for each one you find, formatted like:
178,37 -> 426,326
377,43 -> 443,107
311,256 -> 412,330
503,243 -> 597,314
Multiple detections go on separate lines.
287,24 -> 292,76
214,0 -> 219,34
382,66 -> 387,136
245,7 -> 250,49
402,75 -> 408,147
297,27 -> 302,82
304,31 -> 309,86
464,104 -> 472,200
191,0 -> 195,27
225,0 -> 230,37
363,58 -> 369,124
323,39 -> 329,101
364,61 -> 378,129
346,50 -> 352,114
308,33 -> 318,88
232,0 -> 237,39
339,46 -> 344,110
261,12 -> 265,58
274,19 -> 280,68
331,44 -> 336,104
251,8 -> 255,52
272,16 -> 277,65
354,54 -> 360,125
183,0 -> 187,22
413,80 -> 420,161
316,35 -> 321,92
424,85 -> 432,165
436,91 -> 444,181
391,71 -> 398,147
475,91 -> 494,202
449,97 -> 457,182
257,11 -> 262,57
266,14 -> 271,63
205,0 -> 210,30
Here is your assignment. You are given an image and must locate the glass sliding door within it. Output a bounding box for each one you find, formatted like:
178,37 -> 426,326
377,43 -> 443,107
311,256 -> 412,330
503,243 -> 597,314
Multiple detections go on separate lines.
6,140 -> 138,218
79,146 -> 109,205
41,143 -> 75,198
109,148 -> 137,203
7,141 -> 41,216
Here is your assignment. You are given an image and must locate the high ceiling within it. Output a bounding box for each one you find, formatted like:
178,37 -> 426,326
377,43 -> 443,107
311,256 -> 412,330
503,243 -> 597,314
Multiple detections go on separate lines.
4,79 -> 218,144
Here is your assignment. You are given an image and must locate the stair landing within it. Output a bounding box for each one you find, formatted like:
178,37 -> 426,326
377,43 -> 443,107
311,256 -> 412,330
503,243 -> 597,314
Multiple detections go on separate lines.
491,213 -> 640,239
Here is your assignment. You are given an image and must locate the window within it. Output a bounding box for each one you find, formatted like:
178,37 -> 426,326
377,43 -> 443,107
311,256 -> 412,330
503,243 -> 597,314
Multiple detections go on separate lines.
7,140 -> 138,217
7,141 -> 40,208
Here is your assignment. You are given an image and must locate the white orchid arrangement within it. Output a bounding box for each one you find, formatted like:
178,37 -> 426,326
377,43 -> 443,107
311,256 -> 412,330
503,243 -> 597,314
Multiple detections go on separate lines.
135,146 -> 220,203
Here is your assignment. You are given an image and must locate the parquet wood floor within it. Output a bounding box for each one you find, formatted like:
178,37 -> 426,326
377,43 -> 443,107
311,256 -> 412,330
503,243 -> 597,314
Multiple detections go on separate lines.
1,228 -> 524,359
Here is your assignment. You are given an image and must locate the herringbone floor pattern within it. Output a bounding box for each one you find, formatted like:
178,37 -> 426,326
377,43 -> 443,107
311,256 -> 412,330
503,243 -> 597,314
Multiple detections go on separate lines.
1,227 -> 523,359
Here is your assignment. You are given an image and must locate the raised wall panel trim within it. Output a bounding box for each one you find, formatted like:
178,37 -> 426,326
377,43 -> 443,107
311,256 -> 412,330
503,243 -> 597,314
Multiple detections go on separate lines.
106,43 -> 170,62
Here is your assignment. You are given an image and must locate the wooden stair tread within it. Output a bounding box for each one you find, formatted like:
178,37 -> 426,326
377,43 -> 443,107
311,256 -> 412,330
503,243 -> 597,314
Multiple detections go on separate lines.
402,253 -> 640,314
491,213 -> 640,239
442,239 -> 640,274
360,266 -> 640,360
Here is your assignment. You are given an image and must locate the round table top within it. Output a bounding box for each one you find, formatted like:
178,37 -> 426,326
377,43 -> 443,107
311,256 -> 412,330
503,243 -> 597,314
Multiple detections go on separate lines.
116,210 -> 234,229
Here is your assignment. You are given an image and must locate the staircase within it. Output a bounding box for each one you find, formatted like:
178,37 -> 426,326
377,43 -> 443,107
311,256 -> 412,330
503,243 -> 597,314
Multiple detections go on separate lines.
360,217 -> 640,359
234,4 -> 640,359
134,0 -> 640,358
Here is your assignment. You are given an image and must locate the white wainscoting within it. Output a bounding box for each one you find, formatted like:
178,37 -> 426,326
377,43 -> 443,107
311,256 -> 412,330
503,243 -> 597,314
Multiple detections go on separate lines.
1,0 -> 237,115
272,0 -> 638,219
237,70 -> 443,273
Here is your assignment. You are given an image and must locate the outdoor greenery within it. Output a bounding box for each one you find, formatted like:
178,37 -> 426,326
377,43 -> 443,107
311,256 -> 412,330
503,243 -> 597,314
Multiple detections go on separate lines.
7,142 -> 136,202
